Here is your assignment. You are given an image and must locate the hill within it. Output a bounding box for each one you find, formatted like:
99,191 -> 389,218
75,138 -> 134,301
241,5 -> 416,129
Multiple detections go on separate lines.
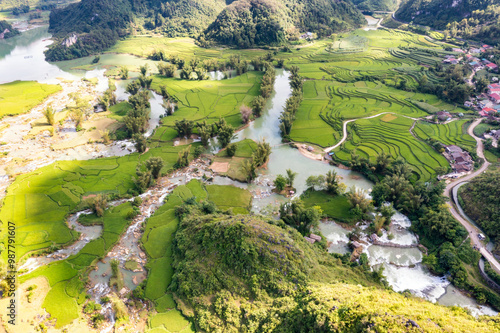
44,0 -> 226,61
396,0 -> 500,44
170,203 -> 500,332
200,0 -> 365,47
351,0 -> 398,12
460,170 -> 500,250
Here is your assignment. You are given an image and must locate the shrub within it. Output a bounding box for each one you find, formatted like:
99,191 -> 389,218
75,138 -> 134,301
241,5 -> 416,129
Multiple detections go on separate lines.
226,143 -> 237,157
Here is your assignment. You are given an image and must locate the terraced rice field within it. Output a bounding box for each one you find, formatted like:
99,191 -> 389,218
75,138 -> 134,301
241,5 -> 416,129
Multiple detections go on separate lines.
414,119 -> 476,151
150,72 -> 262,143
332,114 -> 449,181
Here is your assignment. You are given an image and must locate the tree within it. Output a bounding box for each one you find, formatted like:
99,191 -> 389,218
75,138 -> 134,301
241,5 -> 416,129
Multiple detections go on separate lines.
252,140 -> 271,167
217,123 -> 234,148
346,186 -> 372,214
133,133 -> 147,153
274,175 -> 287,192
279,199 -> 321,235
376,152 -> 390,173
43,105 -> 56,126
285,169 -> 297,187
86,194 -> 108,217
144,157 -> 164,179
175,146 -> 190,168
126,80 -> 141,95
175,119 -> 194,138
119,66 -> 129,79
251,96 -> 266,117
240,104 -> 252,124
134,167 -> 153,193
305,175 -> 326,190
70,108 -> 84,130
227,143 -> 237,157
198,125 -> 211,147
125,106 -> 149,135
240,159 -> 256,183
140,64 -> 149,76
326,170 -> 345,195
476,77 -> 488,94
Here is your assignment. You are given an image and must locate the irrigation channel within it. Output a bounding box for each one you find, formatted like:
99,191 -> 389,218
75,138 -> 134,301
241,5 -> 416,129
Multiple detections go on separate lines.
1,25 -> 497,326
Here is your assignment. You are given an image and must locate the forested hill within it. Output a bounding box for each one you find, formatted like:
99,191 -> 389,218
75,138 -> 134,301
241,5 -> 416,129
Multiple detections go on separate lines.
396,0 -> 500,44
170,202 -> 499,332
460,170 -> 500,249
199,0 -> 365,48
45,0 -> 365,60
351,0 -> 398,12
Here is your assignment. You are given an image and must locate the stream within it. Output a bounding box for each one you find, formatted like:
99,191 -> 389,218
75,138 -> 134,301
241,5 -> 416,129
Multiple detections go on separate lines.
3,24 -> 497,322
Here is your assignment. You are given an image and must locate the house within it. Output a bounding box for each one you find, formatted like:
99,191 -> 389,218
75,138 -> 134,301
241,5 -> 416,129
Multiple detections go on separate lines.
486,63 -> 499,72
453,48 -> 465,53
469,61 -> 481,69
482,59 -> 491,65
470,48 -> 481,54
300,32 -> 313,39
436,111 -> 452,121
479,110 -> 489,117
488,84 -> 500,94
489,93 -> 500,104
444,145 -> 473,173
482,107 -> 496,113
464,101 -> 474,108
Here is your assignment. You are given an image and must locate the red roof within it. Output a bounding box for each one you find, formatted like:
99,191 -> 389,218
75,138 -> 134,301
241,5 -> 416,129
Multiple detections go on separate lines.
490,93 -> 500,101
479,110 -> 488,117
490,84 -> 500,89
482,107 -> 495,113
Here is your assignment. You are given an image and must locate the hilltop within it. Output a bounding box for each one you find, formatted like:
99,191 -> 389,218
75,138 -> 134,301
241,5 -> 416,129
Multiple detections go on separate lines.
199,0 -> 365,47
396,0 -> 500,44
170,204 -> 500,332
45,0 -> 364,60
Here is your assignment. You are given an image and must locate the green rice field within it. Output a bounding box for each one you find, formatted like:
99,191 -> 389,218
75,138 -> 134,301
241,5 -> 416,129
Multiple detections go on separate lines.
0,80 -> 61,118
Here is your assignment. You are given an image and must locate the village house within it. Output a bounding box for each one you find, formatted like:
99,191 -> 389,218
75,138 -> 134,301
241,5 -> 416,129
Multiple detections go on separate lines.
444,145 -> 473,173
486,63 -> 499,72
489,93 -> 500,104
436,110 -> 452,122
489,84 -> 500,94
464,101 -> 474,108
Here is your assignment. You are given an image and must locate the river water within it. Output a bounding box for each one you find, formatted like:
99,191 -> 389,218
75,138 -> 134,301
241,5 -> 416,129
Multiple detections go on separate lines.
2,25 -> 496,317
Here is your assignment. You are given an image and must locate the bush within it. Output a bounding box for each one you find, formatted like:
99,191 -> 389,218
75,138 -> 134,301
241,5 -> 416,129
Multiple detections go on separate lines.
226,143 -> 237,157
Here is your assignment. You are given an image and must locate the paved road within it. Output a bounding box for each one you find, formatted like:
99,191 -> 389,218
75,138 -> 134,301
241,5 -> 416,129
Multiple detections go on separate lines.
444,119 -> 500,274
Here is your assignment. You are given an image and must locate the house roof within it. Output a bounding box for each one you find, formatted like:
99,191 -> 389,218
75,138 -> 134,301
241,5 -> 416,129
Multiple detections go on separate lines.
482,107 -> 495,113
486,63 -> 498,69
489,84 -> 500,89
490,93 -> 500,101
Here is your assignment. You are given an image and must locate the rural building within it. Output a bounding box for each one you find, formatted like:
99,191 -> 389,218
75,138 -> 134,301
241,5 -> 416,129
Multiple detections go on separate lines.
489,93 -> 500,104
436,111 -> 452,121
486,63 -> 499,72
444,145 -> 473,173
488,84 -> 500,94
464,101 -> 474,108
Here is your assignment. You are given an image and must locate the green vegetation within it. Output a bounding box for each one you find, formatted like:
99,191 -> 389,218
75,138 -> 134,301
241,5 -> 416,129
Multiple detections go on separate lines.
396,0 -> 500,44
301,189 -> 355,223
460,170 -> 500,251
140,180 -> 251,332
333,114 -> 449,181
213,139 -> 258,182
351,0 -> 397,12
0,20 -> 19,38
0,80 -> 61,118
150,72 -> 262,144
414,119 -> 476,152
170,201 -> 499,331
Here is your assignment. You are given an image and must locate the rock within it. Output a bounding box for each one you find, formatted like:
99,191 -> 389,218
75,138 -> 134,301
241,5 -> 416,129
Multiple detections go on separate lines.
406,319 -> 420,328
132,275 -> 138,285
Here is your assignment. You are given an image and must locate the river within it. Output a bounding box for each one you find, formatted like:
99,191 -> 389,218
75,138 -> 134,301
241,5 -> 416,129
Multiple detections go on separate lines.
2,25 -> 496,319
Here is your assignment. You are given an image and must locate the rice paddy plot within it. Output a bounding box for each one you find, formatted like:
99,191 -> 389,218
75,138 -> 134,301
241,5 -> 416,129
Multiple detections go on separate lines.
0,80 -> 61,118
332,114 -> 449,181
414,119 -> 476,151
150,72 -> 262,143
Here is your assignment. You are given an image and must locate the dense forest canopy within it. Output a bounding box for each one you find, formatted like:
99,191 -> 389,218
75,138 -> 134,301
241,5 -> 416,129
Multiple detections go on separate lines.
45,0 -> 365,60
460,170 -> 500,245
169,200 -> 499,332
351,0 -> 397,12
0,20 -> 20,39
396,0 -> 500,44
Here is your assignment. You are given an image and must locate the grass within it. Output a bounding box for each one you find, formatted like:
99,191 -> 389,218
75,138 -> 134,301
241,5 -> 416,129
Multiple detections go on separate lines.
0,80 -> 61,118
301,189 -> 355,223
141,180 -> 250,333
149,72 -> 262,144
473,122 -> 496,137
213,139 -> 258,181
107,101 -> 133,122
333,114 -> 449,181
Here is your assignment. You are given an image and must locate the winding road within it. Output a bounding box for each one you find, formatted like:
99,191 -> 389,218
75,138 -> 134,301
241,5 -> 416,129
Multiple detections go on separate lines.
325,115 -> 500,275
443,119 -> 500,274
